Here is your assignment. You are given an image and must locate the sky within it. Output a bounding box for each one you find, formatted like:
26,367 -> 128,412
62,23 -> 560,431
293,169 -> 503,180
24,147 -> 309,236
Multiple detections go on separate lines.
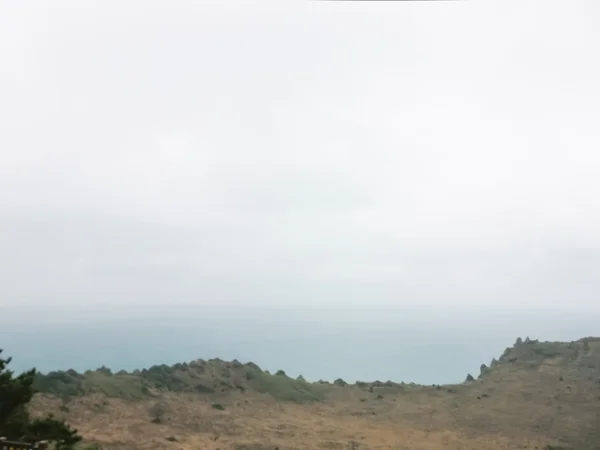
1,1 -> 599,381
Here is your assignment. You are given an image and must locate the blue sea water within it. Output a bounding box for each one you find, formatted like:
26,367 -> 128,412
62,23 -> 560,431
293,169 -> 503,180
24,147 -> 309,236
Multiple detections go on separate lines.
1,304 -> 596,385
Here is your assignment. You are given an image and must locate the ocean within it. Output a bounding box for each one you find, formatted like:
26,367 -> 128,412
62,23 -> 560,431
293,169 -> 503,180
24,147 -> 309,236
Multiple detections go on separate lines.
1,303 -> 595,385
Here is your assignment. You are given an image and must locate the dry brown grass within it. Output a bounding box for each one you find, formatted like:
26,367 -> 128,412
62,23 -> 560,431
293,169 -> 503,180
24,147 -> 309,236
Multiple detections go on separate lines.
29,338 -> 600,450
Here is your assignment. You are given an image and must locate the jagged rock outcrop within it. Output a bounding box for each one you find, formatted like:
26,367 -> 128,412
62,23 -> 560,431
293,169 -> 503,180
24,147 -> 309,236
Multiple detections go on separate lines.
479,363 -> 490,378
499,347 -> 512,361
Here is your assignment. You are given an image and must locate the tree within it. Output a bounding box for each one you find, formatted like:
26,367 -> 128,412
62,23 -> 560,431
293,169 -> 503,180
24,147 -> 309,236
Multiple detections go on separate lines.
0,349 -> 82,449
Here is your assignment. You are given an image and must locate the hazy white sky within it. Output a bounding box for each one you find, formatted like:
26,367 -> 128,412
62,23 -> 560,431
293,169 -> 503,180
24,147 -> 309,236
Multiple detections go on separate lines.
1,0 -> 599,318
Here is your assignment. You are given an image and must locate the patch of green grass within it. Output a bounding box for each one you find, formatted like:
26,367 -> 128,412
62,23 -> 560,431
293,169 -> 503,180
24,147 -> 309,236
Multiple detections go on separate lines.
34,371 -> 85,398
83,372 -> 146,399
140,364 -> 190,391
35,370 -> 147,399
245,368 -> 327,403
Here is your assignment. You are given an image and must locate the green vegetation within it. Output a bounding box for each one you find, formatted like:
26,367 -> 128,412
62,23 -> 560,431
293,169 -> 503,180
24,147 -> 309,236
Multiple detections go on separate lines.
83,372 -> 146,398
34,369 -> 146,400
0,349 -> 82,448
33,371 -> 85,398
243,367 -> 327,403
33,358 -> 330,404
140,364 -> 190,391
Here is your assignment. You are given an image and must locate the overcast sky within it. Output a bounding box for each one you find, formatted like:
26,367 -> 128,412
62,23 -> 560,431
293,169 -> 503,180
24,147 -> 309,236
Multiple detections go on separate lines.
1,0 -> 599,325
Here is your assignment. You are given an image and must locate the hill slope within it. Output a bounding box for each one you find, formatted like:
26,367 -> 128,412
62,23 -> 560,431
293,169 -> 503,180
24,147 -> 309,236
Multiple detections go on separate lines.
29,337 -> 600,450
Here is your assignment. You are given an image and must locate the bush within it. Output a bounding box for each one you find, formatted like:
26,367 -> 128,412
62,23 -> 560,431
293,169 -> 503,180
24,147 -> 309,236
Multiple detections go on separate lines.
334,378 -> 347,387
194,383 -> 215,393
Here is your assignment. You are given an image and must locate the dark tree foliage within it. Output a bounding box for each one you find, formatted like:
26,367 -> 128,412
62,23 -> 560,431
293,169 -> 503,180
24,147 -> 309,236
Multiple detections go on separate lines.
0,349 -> 82,449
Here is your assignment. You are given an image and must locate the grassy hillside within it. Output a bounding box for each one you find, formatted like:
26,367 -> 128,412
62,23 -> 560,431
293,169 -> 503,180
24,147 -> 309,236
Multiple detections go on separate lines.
34,359 -> 328,403
29,337 -> 600,450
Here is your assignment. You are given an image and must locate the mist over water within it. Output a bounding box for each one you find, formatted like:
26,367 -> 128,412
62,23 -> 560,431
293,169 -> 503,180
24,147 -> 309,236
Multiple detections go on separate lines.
2,305 -> 596,385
